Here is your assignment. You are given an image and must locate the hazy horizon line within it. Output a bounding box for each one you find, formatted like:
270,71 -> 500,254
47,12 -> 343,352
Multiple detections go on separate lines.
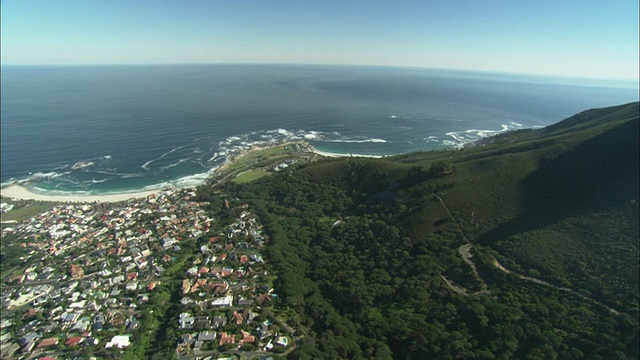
2,61 -> 639,87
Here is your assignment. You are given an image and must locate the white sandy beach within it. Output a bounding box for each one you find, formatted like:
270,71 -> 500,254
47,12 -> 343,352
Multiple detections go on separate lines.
0,184 -> 159,203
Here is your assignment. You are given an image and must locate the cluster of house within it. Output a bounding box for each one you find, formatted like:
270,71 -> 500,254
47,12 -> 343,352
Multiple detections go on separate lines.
178,318 -> 290,353
173,208 -> 293,355
0,189 -> 220,357
1,201 -> 15,214
1,186 -> 293,359
271,158 -> 299,172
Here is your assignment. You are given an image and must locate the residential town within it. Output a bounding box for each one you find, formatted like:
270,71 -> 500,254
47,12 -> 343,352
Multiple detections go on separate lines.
0,188 -> 294,359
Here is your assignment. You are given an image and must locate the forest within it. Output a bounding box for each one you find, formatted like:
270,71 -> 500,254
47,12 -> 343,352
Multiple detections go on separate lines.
195,102 -> 639,359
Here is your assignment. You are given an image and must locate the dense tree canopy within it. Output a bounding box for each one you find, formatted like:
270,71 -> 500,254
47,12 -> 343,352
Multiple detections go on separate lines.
195,103 -> 639,359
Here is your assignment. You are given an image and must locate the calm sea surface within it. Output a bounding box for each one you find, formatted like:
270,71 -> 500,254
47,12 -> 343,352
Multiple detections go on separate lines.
1,64 -> 638,194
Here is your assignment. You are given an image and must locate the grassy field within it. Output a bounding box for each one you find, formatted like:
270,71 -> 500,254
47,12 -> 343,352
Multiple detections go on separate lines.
232,170 -> 272,184
1,201 -> 57,223
212,142 -> 321,185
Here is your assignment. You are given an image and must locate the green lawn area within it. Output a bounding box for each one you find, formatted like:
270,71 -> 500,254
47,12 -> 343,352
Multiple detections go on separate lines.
1,202 -> 57,223
257,147 -> 287,158
232,170 -> 272,184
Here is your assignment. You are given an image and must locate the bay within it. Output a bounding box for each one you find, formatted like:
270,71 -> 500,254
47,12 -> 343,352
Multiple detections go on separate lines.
1,64 -> 637,194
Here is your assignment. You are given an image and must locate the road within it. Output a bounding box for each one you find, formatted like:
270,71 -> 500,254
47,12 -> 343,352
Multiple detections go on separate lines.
489,256 -> 620,315
430,181 -> 620,315
429,183 -> 487,293
2,279 -> 66,289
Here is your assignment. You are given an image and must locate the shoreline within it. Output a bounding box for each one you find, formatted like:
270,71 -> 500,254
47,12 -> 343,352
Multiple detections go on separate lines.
0,184 -> 162,203
311,148 -> 384,158
0,141 -> 382,203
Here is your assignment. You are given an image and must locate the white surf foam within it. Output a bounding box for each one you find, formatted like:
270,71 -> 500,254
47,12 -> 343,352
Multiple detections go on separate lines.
24,171 -> 72,182
423,136 -> 440,143
313,149 -> 383,158
141,182 -> 172,190
141,145 -> 187,170
172,172 -> 210,187
160,158 -> 190,171
444,122 -> 526,148
326,138 -> 387,143
93,170 -> 142,178
13,128 -> 391,195
51,164 -> 71,170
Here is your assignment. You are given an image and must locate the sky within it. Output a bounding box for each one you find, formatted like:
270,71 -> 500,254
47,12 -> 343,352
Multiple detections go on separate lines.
1,0 -> 639,81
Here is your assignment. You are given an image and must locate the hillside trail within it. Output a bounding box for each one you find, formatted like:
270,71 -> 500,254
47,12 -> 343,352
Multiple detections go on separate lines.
490,256 -> 620,315
429,182 -> 620,314
429,181 -> 487,295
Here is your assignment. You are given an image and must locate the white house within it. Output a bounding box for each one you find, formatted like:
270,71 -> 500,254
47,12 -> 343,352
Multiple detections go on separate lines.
105,335 -> 131,349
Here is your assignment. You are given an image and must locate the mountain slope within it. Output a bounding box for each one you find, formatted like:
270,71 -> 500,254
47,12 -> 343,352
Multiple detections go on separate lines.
397,102 -> 639,310
199,102 -> 639,359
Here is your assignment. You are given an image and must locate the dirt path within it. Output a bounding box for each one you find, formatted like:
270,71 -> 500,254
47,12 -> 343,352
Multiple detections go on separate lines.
459,244 -> 480,275
440,275 -> 470,295
429,182 -> 470,242
429,182 -> 488,293
490,256 -> 620,315
440,274 -> 491,297
429,182 -> 621,314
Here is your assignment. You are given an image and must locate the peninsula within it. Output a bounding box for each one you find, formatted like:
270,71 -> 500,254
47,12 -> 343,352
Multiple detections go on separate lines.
0,142 -> 331,204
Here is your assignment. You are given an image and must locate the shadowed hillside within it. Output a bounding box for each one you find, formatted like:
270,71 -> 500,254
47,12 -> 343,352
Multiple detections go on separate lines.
198,102 -> 639,359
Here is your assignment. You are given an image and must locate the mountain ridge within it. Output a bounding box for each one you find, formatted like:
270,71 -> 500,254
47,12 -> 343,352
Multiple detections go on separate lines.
198,102 -> 639,359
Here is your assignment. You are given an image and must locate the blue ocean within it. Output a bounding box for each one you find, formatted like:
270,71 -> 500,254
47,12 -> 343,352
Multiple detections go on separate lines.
1,64 -> 638,195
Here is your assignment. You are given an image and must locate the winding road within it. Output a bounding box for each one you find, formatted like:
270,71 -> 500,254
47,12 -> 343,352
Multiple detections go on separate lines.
429,182 -> 621,315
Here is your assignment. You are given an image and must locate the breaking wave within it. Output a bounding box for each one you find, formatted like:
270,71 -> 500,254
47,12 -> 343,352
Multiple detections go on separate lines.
5,128 -> 391,195
4,122 -> 537,195
444,123 -> 525,148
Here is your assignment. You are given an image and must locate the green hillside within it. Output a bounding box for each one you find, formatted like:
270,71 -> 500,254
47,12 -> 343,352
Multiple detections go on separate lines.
197,102 -> 639,359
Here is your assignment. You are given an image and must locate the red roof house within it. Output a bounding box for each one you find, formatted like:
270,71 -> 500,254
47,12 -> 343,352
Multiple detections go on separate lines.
37,338 -> 59,348
65,337 -> 84,346
241,330 -> 255,344
233,311 -> 244,325
126,272 -> 138,281
218,332 -> 235,346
